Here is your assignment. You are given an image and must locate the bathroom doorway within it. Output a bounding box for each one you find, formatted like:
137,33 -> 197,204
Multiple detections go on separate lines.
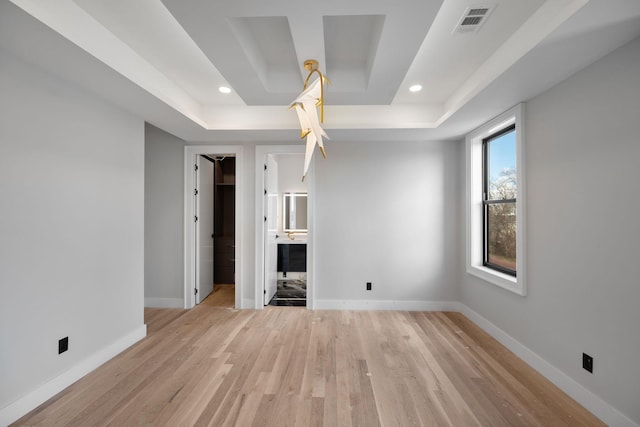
268,155 -> 307,306
255,145 -> 313,309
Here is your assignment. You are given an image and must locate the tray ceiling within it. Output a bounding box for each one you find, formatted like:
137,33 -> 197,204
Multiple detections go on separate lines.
5,0 -> 640,139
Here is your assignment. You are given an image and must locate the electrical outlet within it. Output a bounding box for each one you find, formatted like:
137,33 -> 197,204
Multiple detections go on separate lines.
59,337 -> 69,354
582,353 -> 593,373
366,282 -> 372,291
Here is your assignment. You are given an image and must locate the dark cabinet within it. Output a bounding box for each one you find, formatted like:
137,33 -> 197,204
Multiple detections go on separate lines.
277,244 -> 307,273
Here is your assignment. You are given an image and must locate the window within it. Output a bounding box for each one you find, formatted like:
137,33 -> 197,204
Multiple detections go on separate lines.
483,125 -> 516,276
466,104 -> 525,295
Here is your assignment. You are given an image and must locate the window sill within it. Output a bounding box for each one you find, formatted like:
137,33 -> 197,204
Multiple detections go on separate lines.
467,265 -> 525,296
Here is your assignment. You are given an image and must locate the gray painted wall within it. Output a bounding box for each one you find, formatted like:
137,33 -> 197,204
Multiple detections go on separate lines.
144,124 -> 185,306
0,50 -> 144,411
314,140 -> 461,305
460,36 -> 640,424
142,138 -> 461,308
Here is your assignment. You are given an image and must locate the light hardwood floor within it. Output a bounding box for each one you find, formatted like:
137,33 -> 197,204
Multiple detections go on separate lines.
201,284 -> 235,308
13,305 -> 604,426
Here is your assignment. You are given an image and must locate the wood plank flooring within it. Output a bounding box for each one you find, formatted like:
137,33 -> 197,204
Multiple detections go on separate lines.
201,284 -> 235,308
13,306 -> 604,426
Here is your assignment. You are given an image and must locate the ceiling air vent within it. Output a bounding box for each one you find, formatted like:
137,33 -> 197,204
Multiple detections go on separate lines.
454,5 -> 495,34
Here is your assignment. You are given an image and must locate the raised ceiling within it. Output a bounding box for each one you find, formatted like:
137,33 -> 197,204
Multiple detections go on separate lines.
4,0 -> 640,141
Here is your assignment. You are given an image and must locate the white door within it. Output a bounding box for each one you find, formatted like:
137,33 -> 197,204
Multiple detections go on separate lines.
196,156 -> 214,303
264,155 -> 278,305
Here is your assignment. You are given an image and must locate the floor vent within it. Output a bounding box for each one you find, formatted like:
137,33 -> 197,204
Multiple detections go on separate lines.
454,5 -> 494,34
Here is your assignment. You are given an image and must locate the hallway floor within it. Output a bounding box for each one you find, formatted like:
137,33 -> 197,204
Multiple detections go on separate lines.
202,284 -> 234,308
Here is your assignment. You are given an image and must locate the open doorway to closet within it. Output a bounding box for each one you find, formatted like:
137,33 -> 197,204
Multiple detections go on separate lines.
184,145 -> 243,310
193,155 -> 236,308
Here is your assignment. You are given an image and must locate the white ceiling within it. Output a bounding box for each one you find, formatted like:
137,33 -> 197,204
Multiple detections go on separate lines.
3,0 -> 640,141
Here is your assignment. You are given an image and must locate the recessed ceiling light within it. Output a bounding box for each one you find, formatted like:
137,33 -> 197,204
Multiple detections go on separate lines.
409,84 -> 422,92
218,86 -> 231,94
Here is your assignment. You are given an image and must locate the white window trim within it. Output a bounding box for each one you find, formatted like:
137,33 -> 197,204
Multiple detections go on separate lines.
466,103 -> 526,296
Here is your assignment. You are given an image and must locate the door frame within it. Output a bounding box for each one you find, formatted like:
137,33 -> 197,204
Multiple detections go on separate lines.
184,145 -> 243,309
254,145 -> 314,309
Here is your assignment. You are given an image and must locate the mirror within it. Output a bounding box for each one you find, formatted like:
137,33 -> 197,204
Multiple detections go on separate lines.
283,193 -> 307,232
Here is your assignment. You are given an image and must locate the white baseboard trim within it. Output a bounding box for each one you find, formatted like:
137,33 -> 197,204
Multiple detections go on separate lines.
144,297 -> 183,308
457,303 -> 638,427
313,299 -> 459,311
0,325 -> 147,427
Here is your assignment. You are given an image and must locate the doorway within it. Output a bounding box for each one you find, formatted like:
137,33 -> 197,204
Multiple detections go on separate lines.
255,145 -> 313,309
184,145 -> 243,310
206,155 -> 236,307
211,156 -> 236,288
194,155 -> 236,306
269,155 -> 307,306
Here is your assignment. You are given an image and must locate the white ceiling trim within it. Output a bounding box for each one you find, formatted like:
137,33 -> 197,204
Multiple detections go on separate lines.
201,105 -> 443,131
10,0 -> 590,131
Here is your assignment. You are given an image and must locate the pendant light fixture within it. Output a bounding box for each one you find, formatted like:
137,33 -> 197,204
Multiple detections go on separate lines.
290,59 -> 329,181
